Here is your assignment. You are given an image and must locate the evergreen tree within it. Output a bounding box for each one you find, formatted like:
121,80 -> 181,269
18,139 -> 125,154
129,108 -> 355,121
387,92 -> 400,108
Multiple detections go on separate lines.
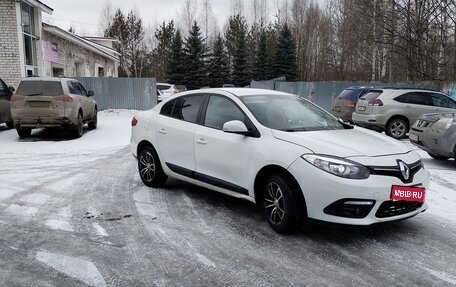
153,21 -> 176,81
208,34 -> 229,87
105,9 -> 128,76
253,30 -> 270,80
183,22 -> 207,89
224,15 -> 248,78
167,30 -> 185,84
273,23 -> 297,80
232,28 -> 249,86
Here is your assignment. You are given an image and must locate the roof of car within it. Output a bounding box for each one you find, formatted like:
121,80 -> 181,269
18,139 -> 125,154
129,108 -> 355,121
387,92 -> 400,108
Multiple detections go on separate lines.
200,88 -> 292,97
20,77 -> 75,82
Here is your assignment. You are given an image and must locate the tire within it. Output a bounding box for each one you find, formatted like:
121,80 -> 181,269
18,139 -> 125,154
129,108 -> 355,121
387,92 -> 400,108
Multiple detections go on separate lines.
16,126 -> 31,139
386,118 -> 408,140
72,113 -> 83,138
427,152 -> 449,161
138,146 -> 167,187
262,174 -> 301,234
6,121 -> 14,129
88,109 -> 97,130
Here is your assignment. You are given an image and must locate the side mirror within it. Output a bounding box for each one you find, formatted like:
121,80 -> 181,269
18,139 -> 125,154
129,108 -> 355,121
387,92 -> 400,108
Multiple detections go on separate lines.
8,86 -> 15,92
87,90 -> 94,97
223,120 -> 252,136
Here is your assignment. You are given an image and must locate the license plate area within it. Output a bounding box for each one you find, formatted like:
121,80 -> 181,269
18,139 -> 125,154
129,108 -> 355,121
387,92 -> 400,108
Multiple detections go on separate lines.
358,106 -> 366,111
28,101 -> 50,108
334,106 -> 341,112
391,185 -> 425,203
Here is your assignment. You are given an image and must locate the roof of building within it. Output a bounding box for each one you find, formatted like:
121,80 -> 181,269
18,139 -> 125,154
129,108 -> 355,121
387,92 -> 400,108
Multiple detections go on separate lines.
42,23 -> 120,62
31,0 -> 53,14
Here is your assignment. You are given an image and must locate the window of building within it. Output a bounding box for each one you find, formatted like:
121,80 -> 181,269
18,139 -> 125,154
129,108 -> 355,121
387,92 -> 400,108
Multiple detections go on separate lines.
98,67 -> 105,77
21,1 -> 38,76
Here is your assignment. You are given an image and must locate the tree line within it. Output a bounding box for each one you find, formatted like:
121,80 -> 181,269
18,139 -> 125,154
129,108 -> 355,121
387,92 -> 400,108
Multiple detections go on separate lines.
101,0 -> 456,88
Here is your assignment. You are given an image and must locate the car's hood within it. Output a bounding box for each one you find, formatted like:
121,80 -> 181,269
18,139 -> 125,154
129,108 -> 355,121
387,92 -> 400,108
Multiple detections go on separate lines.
271,127 -> 411,158
418,112 -> 456,123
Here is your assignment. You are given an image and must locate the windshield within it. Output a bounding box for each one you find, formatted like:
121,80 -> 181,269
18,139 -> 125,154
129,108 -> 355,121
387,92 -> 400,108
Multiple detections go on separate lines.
241,94 -> 345,131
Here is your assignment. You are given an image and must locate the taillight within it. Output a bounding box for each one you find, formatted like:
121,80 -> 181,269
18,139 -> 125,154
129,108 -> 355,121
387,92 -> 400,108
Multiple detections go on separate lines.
54,94 -> 73,102
131,117 -> 138,126
11,94 -> 24,101
368,99 -> 383,106
345,100 -> 355,107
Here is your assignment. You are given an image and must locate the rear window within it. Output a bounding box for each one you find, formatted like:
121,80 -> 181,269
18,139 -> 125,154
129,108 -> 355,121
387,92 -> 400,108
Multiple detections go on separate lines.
337,89 -> 357,100
157,84 -> 171,90
17,81 -> 63,97
360,90 -> 382,101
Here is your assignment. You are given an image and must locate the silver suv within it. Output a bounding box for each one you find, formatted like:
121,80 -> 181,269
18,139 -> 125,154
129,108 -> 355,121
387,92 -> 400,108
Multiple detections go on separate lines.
352,89 -> 456,139
11,77 -> 98,138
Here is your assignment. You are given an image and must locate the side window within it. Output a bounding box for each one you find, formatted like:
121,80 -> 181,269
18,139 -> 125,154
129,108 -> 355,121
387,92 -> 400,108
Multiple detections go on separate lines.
430,94 -> 456,109
160,100 -> 175,116
67,82 -> 78,94
204,96 -> 245,130
0,80 -> 6,93
171,95 -> 204,123
395,92 -> 431,105
75,82 -> 88,96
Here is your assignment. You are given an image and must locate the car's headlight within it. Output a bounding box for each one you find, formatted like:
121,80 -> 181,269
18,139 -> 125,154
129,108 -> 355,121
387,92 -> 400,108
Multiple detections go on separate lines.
431,118 -> 453,130
302,154 -> 370,179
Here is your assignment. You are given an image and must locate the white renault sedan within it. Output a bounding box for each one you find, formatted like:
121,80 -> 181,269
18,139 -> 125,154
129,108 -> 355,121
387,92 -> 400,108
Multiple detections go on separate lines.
131,88 -> 430,233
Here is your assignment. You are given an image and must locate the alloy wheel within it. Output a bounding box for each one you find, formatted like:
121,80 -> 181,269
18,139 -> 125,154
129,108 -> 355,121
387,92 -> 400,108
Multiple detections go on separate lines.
139,151 -> 156,183
390,121 -> 406,138
264,181 -> 285,225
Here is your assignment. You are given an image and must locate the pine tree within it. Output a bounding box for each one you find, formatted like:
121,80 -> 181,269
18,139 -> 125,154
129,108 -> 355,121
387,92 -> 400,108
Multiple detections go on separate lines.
167,30 -> 185,84
253,30 -> 270,80
232,28 -> 249,86
273,23 -> 297,80
104,9 -> 128,77
183,22 -> 207,89
154,21 -> 176,81
208,34 -> 229,87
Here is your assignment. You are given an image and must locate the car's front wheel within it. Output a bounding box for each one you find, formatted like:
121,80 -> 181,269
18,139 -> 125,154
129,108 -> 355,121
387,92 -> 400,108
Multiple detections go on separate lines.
386,118 -> 408,140
138,146 -> 167,187
16,126 -> 31,139
262,174 -> 300,233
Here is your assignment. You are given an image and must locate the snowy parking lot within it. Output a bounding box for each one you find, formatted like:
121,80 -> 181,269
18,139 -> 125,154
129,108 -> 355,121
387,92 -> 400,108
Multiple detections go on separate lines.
0,109 -> 455,286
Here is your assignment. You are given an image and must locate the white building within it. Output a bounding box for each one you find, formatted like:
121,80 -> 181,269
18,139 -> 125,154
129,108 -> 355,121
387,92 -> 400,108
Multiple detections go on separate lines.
0,0 -> 120,88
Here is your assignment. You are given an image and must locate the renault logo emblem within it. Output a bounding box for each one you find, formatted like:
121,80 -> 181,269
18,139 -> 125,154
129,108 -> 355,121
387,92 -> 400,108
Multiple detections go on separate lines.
398,161 -> 410,181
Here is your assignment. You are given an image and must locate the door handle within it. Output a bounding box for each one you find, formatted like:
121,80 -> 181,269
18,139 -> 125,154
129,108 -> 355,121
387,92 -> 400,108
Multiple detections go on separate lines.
196,138 -> 207,145
158,128 -> 167,134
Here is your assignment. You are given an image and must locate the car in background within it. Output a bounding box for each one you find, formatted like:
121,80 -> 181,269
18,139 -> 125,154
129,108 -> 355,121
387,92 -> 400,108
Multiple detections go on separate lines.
331,86 -> 373,122
131,88 -> 429,234
409,112 -> 456,162
352,88 -> 456,140
157,83 -> 178,97
0,78 -> 15,129
157,89 -> 166,103
11,77 -> 98,139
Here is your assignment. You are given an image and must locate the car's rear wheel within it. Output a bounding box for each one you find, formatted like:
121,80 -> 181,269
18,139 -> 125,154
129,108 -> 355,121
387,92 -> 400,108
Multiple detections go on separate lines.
386,118 -> 408,140
262,174 -> 300,234
6,121 -> 14,129
88,109 -> 97,130
138,146 -> 167,187
72,113 -> 83,138
428,152 -> 449,161
16,126 -> 32,138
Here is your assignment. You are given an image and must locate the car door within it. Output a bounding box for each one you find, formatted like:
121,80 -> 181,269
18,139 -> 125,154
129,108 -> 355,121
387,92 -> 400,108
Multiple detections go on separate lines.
394,92 -> 433,124
155,94 -> 205,177
194,94 -> 257,195
429,93 -> 456,113
74,81 -> 93,120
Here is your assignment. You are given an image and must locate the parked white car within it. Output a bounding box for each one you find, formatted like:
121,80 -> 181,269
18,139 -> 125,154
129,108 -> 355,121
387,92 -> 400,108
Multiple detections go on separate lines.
131,88 -> 430,233
157,83 -> 178,96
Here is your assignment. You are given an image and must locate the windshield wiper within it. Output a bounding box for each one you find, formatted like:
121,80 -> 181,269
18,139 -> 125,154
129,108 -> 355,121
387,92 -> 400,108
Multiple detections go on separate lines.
286,127 -> 309,132
26,93 -> 43,96
338,119 -> 354,129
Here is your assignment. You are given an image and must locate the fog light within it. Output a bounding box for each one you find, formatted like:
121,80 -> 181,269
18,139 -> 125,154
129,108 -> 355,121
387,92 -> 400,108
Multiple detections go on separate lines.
344,201 -> 374,205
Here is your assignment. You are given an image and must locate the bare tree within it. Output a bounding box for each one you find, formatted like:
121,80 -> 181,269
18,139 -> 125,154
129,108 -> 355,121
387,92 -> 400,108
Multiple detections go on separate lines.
98,0 -> 114,35
178,0 -> 198,37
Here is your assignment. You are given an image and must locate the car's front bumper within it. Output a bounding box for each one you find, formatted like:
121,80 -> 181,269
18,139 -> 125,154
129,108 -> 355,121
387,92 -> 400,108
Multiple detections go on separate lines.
288,152 -> 430,225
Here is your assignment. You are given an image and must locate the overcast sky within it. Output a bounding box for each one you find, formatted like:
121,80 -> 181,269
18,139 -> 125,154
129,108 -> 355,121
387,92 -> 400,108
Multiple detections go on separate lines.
41,0 -> 287,37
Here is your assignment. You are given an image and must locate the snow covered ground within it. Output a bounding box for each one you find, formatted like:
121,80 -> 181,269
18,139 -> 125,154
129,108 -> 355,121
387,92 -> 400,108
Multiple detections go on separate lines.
0,109 -> 455,286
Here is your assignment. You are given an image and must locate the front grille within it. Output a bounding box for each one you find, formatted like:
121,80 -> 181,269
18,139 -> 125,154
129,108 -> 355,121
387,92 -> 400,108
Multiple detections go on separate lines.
375,200 -> 423,218
369,160 -> 422,184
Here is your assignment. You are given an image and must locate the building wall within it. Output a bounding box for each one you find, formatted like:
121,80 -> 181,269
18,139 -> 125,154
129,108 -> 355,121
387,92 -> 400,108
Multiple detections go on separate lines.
0,0 -> 21,87
41,31 -> 118,78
